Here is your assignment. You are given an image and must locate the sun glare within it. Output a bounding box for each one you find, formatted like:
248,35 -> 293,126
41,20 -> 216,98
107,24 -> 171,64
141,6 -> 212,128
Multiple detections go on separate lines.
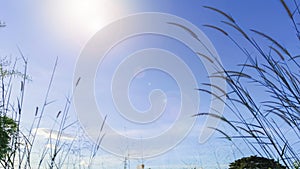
44,0 -> 127,41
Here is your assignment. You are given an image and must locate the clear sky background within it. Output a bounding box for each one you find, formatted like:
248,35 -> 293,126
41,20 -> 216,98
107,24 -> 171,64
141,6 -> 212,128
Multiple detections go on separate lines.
0,1 -> 298,169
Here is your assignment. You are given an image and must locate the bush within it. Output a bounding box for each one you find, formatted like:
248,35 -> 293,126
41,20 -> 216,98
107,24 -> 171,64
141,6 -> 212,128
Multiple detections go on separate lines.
229,156 -> 286,169
0,116 -> 17,160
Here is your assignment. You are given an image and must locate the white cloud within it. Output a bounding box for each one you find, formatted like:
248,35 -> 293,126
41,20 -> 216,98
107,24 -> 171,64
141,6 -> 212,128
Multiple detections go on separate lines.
33,128 -> 76,141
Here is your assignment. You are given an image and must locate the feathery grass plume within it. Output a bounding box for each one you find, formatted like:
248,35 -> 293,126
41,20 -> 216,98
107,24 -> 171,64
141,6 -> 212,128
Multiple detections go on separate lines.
251,29 -> 291,57
203,24 -> 228,36
87,115 -> 107,168
222,21 -> 250,40
199,5 -> 300,168
280,0 -> 293,19
201,83 -> 226,95
208,127 -> 232,141
280,0 -> 300,40
196,52 -> 214,63
203,6 -> 235,23
269,46 -> 285,61
167,22 -> 199,40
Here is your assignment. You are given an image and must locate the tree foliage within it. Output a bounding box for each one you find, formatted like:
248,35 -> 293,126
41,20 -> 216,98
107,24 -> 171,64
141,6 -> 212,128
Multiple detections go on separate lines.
0,116 -> 17,160
229,156 -> 286,169
0,57 -> 23,166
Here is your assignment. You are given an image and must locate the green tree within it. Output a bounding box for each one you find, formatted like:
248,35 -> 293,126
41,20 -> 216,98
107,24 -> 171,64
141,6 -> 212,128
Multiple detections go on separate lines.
294,161 -> 300,169
229,156 -> 286,169
0,116 -> 17,160
0,56 -> 23,166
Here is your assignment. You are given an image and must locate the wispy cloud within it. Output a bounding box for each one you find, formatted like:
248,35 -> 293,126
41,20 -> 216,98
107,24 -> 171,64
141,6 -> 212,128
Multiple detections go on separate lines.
33,128 -> 76,141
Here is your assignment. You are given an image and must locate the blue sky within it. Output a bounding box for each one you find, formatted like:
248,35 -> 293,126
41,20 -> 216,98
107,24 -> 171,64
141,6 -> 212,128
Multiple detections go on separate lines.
0,1 -> 298,169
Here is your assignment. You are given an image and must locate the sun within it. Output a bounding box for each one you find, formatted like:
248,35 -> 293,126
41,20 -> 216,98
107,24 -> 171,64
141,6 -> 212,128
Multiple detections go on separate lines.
65,0 -> 112,34
43,0 -> 127,41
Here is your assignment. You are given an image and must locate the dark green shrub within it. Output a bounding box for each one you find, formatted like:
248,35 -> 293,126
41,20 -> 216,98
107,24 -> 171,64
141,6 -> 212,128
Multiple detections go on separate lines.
229,156 -> 286,169
0,116 -> 17,160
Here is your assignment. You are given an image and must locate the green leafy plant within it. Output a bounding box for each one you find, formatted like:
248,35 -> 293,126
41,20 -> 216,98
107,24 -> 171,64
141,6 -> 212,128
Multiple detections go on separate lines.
293,161 -> 300,169
0,116 -> 17,160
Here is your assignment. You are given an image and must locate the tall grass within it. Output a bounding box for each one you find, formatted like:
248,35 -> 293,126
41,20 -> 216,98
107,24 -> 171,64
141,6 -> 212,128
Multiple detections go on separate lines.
0,52 -> 104,168
197,2 -> 300,168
